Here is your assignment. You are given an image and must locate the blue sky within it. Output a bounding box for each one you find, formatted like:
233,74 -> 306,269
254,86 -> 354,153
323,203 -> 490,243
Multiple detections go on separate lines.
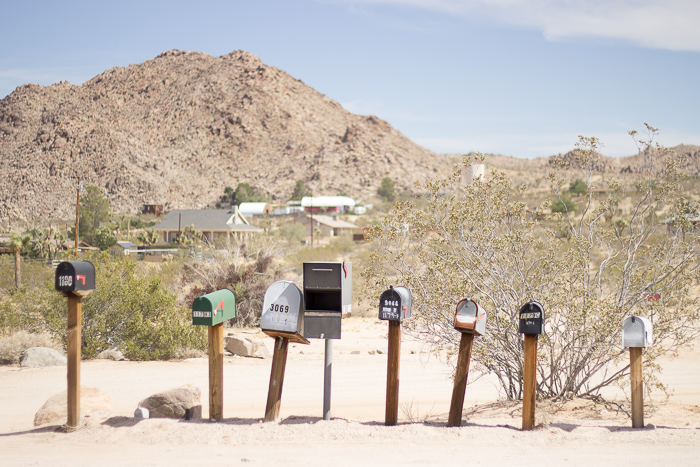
1,0 -> 698,158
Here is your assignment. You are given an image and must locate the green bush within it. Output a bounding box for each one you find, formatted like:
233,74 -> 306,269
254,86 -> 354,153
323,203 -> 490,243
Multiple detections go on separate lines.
551,196 -> 576,213
36,253 -> 206,360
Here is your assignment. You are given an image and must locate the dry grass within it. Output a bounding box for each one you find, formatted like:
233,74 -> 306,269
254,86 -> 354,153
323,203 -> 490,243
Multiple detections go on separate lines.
0,330 -> 62,365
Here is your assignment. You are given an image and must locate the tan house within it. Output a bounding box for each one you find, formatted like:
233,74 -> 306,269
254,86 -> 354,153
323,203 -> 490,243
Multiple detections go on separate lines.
296,214 -> 359,237
152,208 -> 262,244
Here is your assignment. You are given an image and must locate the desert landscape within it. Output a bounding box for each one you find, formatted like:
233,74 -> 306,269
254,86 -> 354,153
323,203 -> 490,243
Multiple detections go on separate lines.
1,316 -> 700,466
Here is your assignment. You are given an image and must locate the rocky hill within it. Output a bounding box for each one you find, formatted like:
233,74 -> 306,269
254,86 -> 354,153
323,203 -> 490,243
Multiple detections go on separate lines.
1,49 -> 697,224
0,49 -> 451,223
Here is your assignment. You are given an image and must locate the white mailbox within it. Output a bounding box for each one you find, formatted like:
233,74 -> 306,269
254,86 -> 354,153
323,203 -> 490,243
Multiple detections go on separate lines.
622,315 -> 653,348
261,281 -> 309,344
453,298 -> 487,336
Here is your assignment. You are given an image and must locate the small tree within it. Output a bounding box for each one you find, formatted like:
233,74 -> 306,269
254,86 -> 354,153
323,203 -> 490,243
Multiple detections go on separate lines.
77,186 -> 111,246
377,177 -> 396,203
233,182 -> 267,205
364,127 -> 699,400
569,178 -> 588,195
291,180 -> 311,201
551,196 -> 576,213
137,229 -> 159,246
9,233 -> 32,289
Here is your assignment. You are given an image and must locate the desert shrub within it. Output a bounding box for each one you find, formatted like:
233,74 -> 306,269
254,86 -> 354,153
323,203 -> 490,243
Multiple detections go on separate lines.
181,238 -> 283,327
364,128 -> 700,400
0,330 -> 62,365
551,196 -> 576,213
278,222 -> 308,243
569,178 -> 588,195
39,253 -> 206,360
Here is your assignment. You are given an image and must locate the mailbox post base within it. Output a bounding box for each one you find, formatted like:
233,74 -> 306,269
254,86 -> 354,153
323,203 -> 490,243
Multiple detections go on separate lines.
385,320 -> 401,426
66,294 -> 82,430
630,347 -> 644,428
522,334 -> 538,430
447,332 -> 474,427
265,337 -> 289,422
208,323 -> 224,421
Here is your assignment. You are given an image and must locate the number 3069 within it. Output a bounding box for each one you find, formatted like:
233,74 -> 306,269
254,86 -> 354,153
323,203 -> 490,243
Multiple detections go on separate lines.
269,303 -> 289,313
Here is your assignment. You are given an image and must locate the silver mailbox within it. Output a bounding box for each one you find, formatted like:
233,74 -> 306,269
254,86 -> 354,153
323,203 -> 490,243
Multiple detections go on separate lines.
622,316 -> 653,348
303,262 -> 352,340
453,298 -> 487,336
378,286 -> 412,322
261,281 -> 308,344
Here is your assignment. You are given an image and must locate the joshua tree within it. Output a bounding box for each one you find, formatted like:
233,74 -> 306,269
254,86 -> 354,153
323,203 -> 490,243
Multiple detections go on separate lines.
9,233 -> 32,288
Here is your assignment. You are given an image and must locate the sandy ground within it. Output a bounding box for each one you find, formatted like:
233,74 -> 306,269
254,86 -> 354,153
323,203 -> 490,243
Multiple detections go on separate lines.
1,317 -> 700,466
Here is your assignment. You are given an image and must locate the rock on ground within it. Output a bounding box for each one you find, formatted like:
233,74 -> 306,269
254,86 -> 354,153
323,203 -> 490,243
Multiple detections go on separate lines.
137,384 -> 202,419
34,386 -> 112,426
96,347 -> 125,361
225,334 -> 271,358
20,347 -> 67,368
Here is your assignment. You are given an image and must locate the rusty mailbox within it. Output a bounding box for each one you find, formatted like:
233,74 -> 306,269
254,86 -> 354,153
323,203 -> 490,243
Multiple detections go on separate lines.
55,261 -> 95,292
453,298 -> 487,336
261,280 -> 308,344
622,316 -> 653,348
378,286 -> 412,322
518,301 -> 545,335
192,289 -> 236,326
303,262 -> 352,340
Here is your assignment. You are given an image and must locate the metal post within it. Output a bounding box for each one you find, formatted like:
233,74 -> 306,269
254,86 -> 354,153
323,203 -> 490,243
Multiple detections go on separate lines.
323,338 -> 332,420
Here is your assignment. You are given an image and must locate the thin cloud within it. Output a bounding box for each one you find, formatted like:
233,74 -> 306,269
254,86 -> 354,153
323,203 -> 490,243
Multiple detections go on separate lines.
333,0 -> 700,52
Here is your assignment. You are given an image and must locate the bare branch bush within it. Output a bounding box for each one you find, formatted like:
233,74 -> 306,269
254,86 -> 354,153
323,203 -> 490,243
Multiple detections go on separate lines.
363,127 -> 700,400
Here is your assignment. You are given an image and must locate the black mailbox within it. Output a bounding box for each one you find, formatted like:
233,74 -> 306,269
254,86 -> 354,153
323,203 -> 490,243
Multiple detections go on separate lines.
378,286 -> 412,322
303,262 -> 352,340
55,261 -> 95,292
518,301 -> 544,335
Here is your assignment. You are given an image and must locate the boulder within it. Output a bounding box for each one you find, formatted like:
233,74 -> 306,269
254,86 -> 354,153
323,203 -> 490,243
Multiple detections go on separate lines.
137,384 -> 202,419
96,347 -> 125,361
34,386 -> 112,426
225,334 -> 271,359
20,347 -> 67,368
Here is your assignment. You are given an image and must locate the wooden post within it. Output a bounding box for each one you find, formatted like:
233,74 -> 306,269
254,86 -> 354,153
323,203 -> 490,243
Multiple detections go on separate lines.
265,337 -> 289,422
522,334 -> 538,430
66,294 -> 82,430
447,332 -> 474,427
630,346 -> 644,428
385,320 -> 401,426
208,323 -> 224,421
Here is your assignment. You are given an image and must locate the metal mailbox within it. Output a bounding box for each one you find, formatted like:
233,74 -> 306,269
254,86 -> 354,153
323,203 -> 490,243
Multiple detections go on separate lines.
518,301 -> 545,335
55,261 -> 95,292
622,315 -> 653,348
453,298 -> 487,336
378,286 -> 412,322
303,262 -> 352,340
261,280 -> 308,343
192,289 -> 236,326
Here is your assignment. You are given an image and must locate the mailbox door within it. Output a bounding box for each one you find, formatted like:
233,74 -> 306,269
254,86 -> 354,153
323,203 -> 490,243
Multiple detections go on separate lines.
518,301 -> 544,335
379,289 -> 402,321
623,316 -> 652,347
55,261 -> 95,292
192,289 -> 235,326
304,263 -> 342,289
261,281 -> 304,334
303,312 -> 341,339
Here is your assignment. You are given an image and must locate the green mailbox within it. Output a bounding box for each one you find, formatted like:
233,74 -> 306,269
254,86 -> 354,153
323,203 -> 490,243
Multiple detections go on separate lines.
192,289 -> 236,326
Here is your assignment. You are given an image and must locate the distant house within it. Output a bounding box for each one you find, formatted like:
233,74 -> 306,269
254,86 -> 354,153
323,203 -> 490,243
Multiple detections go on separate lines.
301,196 -> 356,214
141,204 -> 165,216
238,202 -> 272,217
152,208 -> 262,244
109,241 -> 138,256
295,214 -> 359,237
59,241 -> 99,252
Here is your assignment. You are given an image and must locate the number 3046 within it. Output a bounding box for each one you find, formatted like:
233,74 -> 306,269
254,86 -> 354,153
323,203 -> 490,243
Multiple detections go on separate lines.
270,303 -> 289,313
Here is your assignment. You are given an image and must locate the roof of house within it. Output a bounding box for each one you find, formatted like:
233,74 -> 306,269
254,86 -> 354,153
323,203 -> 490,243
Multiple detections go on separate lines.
238,202 -> 270,214
61,241 -> 99,250
152,209 -> 262,232
303,214 -> 359,229
301,196 -> 356,208
113,241 -> 138,249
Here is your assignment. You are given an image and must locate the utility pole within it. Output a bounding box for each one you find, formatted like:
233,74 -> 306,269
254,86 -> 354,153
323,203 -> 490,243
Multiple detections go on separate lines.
74,179 -> 82,259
